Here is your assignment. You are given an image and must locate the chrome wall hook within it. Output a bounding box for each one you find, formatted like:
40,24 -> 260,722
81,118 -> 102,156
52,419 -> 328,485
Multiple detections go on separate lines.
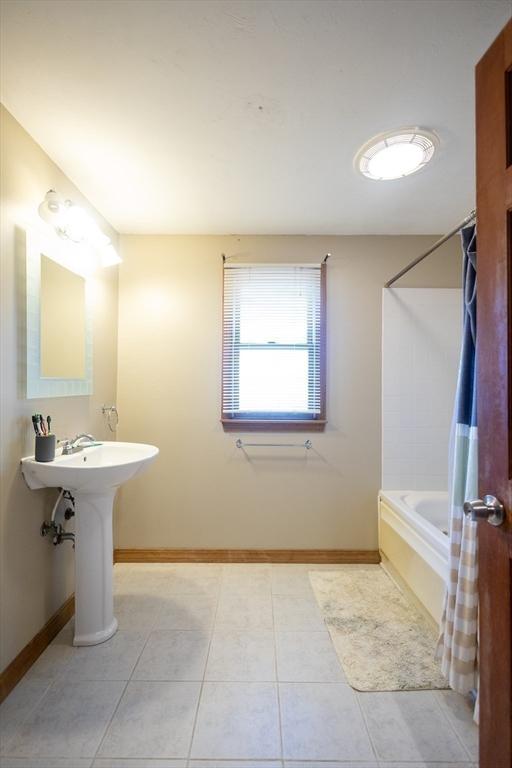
101,405 -> 119,432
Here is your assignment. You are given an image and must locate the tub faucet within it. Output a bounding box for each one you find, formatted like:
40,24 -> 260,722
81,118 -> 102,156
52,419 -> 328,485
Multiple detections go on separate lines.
61,433 -> 96,455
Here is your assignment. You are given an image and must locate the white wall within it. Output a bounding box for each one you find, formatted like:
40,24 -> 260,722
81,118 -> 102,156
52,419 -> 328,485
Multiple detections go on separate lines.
382,288 -> 462,491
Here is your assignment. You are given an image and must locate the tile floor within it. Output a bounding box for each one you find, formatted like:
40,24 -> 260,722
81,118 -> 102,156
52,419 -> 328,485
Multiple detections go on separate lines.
0,563 -> 479,768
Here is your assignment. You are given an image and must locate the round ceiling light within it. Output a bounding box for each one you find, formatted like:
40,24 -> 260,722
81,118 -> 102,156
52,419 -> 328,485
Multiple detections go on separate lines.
356,128 -> 438,181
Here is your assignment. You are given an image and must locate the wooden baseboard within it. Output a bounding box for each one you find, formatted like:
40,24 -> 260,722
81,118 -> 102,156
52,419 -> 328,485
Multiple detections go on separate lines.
0,594 -> 74,704
114,548 -> 381,564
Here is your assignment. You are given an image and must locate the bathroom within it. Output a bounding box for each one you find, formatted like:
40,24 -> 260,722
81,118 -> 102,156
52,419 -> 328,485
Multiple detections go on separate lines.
0,1 -> 511,766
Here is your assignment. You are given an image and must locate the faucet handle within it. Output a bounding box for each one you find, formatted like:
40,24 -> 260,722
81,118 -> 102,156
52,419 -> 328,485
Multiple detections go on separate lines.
58,438 -> 71,455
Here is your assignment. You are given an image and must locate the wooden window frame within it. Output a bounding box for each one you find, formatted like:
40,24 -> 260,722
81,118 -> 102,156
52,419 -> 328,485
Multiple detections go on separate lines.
221,263 -> 327,432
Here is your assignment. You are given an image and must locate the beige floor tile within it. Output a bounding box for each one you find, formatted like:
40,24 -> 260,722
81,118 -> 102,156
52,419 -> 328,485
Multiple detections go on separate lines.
272,595 -> 326,632
5,564 -> 480,767
93,760 -> 186,767
114,563 -> 176,574
0,759 -> 93,767
159,566 -> 222,596
271,566 -> 315,596
0,679 -> 51,753
276,631 -> 345,682
170,564 -> 222,573
220,565 -> 272,594
280,682 -> 373,761
132,630 -> 210,680
434,690 -> 478,761
163,576 -> 221,595
215,593 -> 273,630
98,681 -> 200,758
285,763 -> 377,768
114,569 -> 172,586
152,594 -> 217,631
5,681 -> 124,758
359,690 -> 468,763
113,566 -> 180,596
115,565 -> 221,598
375,763 -> 474,768
24,630 -> 76,681
62,631 -> 147,681
205,629 -> 275,681
112,594 -> 162,631
113,589 -> 158,606
190,763 -> 281,768
190,682 -> 280,759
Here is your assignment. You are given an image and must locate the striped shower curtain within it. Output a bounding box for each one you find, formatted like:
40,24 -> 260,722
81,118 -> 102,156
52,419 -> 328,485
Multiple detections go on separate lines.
437,224 -> 478,698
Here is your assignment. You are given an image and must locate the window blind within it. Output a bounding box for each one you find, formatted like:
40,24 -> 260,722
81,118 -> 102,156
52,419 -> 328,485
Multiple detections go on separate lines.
222,263 -> 324,421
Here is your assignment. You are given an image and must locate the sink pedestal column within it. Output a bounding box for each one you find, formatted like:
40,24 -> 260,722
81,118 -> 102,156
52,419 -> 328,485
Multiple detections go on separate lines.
73,489 -> 118,646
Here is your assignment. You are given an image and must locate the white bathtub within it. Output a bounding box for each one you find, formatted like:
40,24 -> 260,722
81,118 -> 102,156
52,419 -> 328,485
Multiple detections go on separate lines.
379,490 -> 450,625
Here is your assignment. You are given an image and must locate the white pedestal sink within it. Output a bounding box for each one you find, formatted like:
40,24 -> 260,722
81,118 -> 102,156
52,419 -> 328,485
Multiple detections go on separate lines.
21,442 -> 158,646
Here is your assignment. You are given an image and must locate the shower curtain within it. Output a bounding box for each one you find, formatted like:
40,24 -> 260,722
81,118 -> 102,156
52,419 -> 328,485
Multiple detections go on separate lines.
437,224 -> 478,698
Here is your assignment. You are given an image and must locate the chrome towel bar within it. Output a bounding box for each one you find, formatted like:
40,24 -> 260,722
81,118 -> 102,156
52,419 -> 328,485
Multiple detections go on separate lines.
236,439 -> 312,450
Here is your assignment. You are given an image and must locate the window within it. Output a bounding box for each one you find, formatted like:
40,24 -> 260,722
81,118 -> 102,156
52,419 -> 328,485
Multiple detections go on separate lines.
222,263 -> 326,430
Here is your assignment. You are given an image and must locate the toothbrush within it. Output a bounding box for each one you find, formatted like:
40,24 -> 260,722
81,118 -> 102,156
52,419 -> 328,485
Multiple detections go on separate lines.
39,414 -> 46,435
47,415 -> 51,435
32,415 -> 42,436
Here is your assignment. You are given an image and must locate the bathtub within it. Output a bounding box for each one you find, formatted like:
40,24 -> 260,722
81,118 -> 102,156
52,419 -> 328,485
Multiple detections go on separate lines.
378,490 -> 450,626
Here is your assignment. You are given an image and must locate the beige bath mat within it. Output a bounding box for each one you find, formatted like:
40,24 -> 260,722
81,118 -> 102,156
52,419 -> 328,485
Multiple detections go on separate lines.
309,567 -> 448,691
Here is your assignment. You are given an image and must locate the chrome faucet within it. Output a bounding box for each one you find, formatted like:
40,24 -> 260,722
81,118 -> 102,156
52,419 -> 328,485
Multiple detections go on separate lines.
61,433 -> 96,455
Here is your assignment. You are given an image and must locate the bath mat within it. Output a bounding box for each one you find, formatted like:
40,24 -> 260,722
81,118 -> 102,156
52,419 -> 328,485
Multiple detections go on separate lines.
309,567 -> 448,691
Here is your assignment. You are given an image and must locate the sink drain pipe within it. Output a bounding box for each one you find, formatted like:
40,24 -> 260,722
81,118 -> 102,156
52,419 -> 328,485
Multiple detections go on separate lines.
41,488 -> 75,547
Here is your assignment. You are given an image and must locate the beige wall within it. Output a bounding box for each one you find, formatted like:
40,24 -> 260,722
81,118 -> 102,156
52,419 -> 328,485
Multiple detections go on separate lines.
115,234 -> 461,551
0,105 -> 119,670
0,101 -> 463,669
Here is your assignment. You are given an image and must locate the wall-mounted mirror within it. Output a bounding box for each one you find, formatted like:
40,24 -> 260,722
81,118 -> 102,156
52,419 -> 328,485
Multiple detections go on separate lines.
26,229 -> 93,398
40,255 -> 86,379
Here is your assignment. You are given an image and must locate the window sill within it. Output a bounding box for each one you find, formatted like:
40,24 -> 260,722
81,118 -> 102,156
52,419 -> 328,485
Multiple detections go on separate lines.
221,419 -> 327,432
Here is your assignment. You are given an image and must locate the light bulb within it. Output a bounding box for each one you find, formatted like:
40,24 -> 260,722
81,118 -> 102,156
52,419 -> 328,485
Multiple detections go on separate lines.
59,202 -> 94,243
38,189 -> 65,225
367,143 -> 425,180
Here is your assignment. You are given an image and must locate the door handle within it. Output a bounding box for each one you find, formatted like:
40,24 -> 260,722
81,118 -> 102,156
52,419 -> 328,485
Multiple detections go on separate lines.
463,495 -> 505,527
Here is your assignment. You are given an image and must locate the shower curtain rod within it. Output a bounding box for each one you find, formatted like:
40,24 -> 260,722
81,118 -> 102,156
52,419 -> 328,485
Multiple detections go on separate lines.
385,209 -> 476,288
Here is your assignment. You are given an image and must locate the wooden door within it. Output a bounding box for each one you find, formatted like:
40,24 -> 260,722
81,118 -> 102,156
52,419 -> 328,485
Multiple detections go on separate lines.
476,17 -> 512,768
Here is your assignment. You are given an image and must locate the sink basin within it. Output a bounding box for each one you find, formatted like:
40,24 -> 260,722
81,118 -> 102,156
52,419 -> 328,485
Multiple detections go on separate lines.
21,441 -> 159,492
21,441 -> 158,647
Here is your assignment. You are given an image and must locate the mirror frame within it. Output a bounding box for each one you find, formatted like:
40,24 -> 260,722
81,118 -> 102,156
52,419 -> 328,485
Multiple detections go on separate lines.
25,228 -> 93,399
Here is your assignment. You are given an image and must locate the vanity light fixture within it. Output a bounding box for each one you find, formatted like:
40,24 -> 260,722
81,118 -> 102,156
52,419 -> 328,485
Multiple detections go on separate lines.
101,243 -> 122,267
355,128 -> 438,181
38,190 -> 121,266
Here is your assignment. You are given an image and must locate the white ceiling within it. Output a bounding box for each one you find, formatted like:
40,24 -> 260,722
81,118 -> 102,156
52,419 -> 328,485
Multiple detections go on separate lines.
1,0 -> 510,235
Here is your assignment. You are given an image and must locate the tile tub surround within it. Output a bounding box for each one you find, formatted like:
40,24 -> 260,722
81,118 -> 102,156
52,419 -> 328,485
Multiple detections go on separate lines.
381,287 -> 462,491
0,563 -> 478,765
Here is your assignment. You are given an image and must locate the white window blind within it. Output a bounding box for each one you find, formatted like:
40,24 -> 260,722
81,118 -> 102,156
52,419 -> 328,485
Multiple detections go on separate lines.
222,263 -> 324,422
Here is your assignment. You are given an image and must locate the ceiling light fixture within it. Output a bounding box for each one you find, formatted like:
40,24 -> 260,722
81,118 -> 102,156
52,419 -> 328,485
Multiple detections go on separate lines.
38,190 -> 121,266
355,128 -> 438,181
